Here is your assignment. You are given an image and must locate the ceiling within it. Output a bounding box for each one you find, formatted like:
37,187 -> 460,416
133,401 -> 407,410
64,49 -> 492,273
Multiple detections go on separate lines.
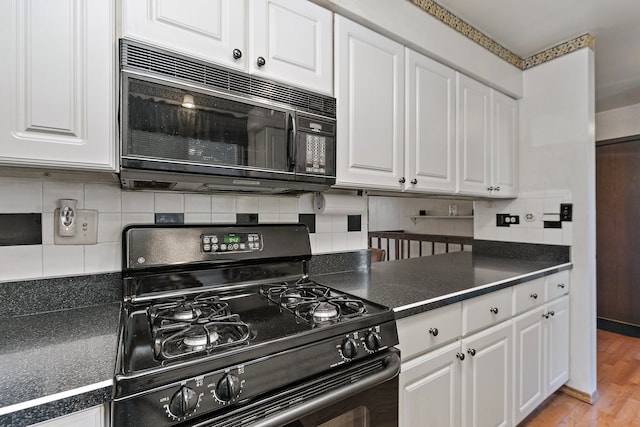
434,0 -> 640,112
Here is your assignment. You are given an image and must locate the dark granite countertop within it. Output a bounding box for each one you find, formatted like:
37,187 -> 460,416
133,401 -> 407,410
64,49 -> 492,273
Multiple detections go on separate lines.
0,303 -> 121,427
316,252 -> 572,318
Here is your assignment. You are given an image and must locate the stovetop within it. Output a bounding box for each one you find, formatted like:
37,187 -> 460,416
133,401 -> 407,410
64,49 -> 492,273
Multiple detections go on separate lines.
121,278 -> 392,375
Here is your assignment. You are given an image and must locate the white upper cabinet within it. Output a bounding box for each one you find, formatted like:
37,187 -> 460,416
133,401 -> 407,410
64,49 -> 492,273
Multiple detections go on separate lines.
121,0 -> 247,71
334,15 -> 405,189
121,0 -> 333,94
491,90 -> 518,197
405,49 -> 456,193
250,0 -> 333,94
0,0 -> 116,171
457,73 -> 518,198
456,73 -> 491,196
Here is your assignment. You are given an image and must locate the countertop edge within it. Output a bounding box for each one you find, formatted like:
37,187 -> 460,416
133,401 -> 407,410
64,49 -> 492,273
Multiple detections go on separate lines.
0,380 -> 112,427
393,262 -> 573,319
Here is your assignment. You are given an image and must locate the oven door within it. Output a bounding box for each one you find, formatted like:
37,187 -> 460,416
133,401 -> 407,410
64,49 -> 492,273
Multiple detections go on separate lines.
193,348 -> 400,427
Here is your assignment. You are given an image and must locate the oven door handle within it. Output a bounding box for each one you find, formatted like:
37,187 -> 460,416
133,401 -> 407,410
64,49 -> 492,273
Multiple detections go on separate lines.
250,350 -> 401,427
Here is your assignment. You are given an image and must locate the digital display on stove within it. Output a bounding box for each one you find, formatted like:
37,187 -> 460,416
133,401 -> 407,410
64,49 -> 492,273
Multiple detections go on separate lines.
224,235 -> 241,244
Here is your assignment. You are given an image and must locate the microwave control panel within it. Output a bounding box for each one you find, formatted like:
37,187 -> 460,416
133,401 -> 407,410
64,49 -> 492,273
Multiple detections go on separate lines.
201,233 -> 263,253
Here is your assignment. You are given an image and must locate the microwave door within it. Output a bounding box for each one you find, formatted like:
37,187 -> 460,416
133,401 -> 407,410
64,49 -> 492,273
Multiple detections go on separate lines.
123,76 -> 291,176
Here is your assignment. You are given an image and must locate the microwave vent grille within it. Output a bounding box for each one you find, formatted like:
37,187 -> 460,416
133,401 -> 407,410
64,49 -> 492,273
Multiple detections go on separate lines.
121,40 -> 335,119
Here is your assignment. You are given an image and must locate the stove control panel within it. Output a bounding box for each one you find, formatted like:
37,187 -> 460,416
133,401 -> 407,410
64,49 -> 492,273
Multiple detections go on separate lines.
201,233 -> 263,253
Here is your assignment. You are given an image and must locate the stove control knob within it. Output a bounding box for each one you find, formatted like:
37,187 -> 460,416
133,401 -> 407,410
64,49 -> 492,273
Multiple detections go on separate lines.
340,337 -> 359,359
169,386 -> 198,417
216,373 -> 242,402
364,331 -> 382,352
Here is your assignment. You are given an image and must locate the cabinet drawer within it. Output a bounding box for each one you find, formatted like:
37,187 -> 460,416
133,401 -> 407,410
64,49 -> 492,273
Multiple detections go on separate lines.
513,278 -> 545,315
545,270 -> 570,302
397,303 -> 462,360
462,287 -> 512,335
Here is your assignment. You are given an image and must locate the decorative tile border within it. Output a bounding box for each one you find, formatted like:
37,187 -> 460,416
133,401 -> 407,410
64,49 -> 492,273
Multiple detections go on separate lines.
410,0 -> 594,70
522,34 -> 596,69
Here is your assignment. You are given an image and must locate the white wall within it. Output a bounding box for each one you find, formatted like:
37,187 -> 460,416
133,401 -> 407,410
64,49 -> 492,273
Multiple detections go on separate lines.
311,0 -> 523,98
595,102 -> 640,141
478,48 -> 596,398
0,177 -> 368,282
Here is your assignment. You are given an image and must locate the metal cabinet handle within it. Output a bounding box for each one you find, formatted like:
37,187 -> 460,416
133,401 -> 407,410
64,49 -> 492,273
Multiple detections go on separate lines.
557,283 -> 566,289
530,293 -> 538,300
257,56 -> 266,67
399,177 -> 406,184
549,310 -> 555,316
487,186 -> 494,191
456,352 -> 465,361
543,312 -> 549,319
489,307 -> 499,314
467,348 -> 476,356
495,186 -> 500,191
411,178 -> 418,185
428,328 -> 439,337
232,49 -> 242,60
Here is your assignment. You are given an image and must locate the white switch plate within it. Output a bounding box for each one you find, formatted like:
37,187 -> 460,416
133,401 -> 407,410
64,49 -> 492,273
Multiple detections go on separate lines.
54,209 -> 99,245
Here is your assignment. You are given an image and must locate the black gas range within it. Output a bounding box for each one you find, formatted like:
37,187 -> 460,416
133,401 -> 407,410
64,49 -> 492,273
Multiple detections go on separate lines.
112,224 -> 400,427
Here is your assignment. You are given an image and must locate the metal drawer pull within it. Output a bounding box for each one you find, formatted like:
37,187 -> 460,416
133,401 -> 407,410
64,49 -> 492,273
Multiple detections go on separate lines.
467,348 -> 476,356
489,307 -> 499,314
428,328 -> 439,336
530,293 -> 538,299
232,48 -> 242,59
543,311 -> 555,319
549,310 -> 555,316
456,352 -> 465,361
557,283 -> 566,289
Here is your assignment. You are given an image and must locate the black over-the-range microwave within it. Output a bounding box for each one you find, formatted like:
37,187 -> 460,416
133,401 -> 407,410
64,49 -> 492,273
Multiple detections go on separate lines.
118,39 -> 336,194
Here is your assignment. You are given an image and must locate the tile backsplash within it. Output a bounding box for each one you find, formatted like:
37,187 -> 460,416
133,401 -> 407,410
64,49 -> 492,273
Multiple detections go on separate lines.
473,190 -> 573,245
0,177 -> 368,282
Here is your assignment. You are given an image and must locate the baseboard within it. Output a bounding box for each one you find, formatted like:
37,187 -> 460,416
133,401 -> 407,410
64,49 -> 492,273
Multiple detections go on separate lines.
559,384 -> 599,405
597,317 -> 640,338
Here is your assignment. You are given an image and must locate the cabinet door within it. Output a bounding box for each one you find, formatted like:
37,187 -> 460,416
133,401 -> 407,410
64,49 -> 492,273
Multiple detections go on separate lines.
545,296 -> 569,394
0,0 -> 115,170
400,342 -> 462,427
491,90 -> 518,198
456,73 -> 490,196
513,308 -> 545,425
405,49 -> 456,193
32,405 -> 104,427
461,321 -> 511,427
335,16 -> 405,190
121,0 -> 246,70
250,0 -> 332,94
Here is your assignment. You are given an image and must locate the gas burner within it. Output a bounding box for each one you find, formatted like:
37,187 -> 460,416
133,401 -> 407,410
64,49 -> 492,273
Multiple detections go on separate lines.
149,294 -> 231,325
309,302 -> 340,323
260,281 -> 368,326
154,315 -> 251,361
260,282 -> 332,308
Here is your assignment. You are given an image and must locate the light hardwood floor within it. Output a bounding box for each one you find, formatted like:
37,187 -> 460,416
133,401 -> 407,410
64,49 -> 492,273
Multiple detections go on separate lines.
520,329 -> 640,426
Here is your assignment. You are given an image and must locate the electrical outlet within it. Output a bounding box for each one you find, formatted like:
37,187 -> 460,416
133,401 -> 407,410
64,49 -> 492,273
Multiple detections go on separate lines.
496,214 -> 520,227
560,203 -> 573,221
54,209 -> 98,245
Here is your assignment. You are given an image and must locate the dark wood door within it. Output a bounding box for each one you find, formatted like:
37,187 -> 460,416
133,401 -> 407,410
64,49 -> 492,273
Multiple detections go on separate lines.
596,136 -> 640,328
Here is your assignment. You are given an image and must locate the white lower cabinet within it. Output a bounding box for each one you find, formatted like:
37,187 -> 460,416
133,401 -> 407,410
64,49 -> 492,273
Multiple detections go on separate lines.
513,295 -> 569,424
32,405 -> 105,427
400,342 -> 462,427
399,320 -> 512,427
461,322 -> 512,427
398,273 -> 570,427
